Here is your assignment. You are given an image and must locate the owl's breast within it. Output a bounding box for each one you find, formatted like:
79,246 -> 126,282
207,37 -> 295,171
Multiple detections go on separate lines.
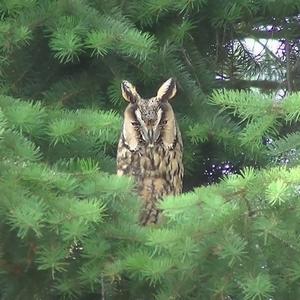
117,141 -> 183,198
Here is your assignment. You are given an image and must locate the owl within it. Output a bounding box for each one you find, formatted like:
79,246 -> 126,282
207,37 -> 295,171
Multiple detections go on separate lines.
117,78 -> 184,225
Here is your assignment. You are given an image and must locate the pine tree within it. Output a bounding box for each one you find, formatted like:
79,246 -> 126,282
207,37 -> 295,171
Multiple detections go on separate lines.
2,0 -> 300,299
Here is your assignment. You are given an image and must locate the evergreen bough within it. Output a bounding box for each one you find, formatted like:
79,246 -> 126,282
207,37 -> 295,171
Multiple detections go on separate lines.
1,0 -> 300,299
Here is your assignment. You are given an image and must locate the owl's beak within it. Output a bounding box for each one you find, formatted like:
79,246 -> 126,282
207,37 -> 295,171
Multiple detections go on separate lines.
141,127 -> 159,145
148,128 -> 154,142
141,127 -> 155,144
147,128 -> 160,146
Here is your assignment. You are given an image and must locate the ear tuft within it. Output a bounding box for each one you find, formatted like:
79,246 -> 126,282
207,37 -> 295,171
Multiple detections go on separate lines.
121,80 -> 138,103
157,78 -> 177,101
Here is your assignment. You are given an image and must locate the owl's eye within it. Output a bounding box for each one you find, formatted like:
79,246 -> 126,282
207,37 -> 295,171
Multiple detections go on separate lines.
131,121 -> 140,126
161,120 -> 168,125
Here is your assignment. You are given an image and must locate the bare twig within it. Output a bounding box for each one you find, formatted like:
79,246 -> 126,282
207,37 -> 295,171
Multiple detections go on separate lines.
215,78 -> 285,90
254,38 -> 285,67
181,47 -> 201,88
101,275 -> 105,300
285,39 -> 292,93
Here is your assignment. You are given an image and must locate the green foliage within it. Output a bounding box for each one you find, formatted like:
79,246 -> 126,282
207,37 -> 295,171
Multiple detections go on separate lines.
85,30 -> 114,57
1,99 -> 45,135
1,0 -> 300,299
211,90 -> 300,155
4,93 -> 300,300
50,29 -> 84,63
0,94 -> 141,299
241,273 -> 275,300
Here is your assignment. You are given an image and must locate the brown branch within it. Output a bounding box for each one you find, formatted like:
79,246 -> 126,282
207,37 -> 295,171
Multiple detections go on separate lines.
254,39 -> 285,67
286,40 -> 292,93
60,90 -> 83,105
215,78 -> 286,90
246,28 -> 299,40
181,47 -> 202,88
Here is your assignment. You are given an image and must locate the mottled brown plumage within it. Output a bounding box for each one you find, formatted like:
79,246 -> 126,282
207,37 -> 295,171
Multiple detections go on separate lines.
117,78 -> 183,225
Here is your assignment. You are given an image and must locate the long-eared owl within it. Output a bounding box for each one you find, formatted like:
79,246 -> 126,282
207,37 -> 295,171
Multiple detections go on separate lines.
117,78 -> 183,225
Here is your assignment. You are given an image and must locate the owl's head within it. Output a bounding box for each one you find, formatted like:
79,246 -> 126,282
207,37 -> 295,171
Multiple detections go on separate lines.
120,78 -> 178,150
